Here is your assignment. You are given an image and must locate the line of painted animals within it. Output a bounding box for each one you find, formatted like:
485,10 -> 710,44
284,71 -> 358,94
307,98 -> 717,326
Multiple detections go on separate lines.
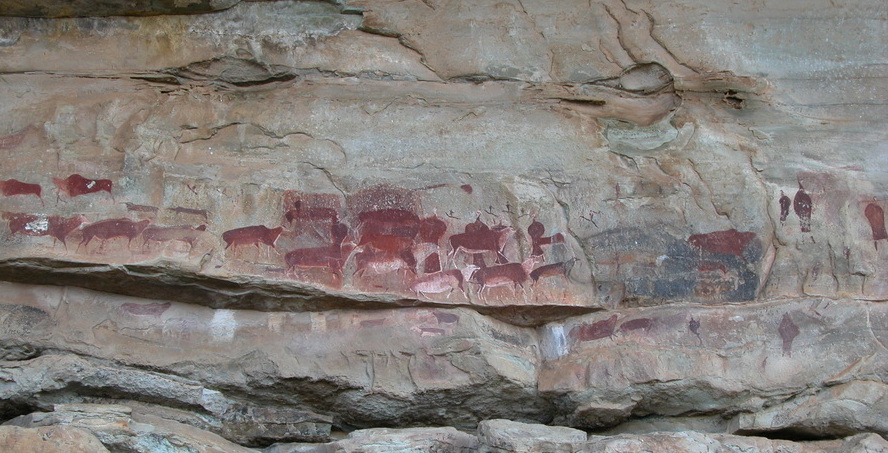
3,212 -> 207,252
1,174 -> 112,204
221,203 -> 577,301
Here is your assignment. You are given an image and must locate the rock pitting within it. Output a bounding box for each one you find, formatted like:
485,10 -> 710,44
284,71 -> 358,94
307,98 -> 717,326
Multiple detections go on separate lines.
0,0 -> 886,451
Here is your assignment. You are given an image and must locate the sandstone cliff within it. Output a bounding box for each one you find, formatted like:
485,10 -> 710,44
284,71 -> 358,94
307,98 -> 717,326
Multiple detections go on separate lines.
0,0 -> 886,451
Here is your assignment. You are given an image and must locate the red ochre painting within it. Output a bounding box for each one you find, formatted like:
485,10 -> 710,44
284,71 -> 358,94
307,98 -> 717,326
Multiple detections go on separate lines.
0,178 -> 785,305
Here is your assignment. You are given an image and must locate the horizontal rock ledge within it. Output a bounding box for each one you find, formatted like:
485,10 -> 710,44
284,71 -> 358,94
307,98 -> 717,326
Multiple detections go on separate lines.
1,280 -> 885,440
0,258 -> 601,327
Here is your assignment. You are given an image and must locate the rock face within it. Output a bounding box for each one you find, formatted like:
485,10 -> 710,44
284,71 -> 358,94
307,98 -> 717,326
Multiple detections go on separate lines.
0,0 -> 886,451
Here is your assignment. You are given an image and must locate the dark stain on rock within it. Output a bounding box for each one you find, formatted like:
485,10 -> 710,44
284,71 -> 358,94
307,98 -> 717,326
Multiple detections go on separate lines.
793,184 -> 813,232
688,229 -> 757,257
360,318 -> 386,328
778,312 -> 800,357
0,305 -> 51,336
460,184 -> 473,194
619,317 -> 653,332
571,315 -> 618,341
120,302 -> 172,316
433,311 -> 459,324
689,316 -> 702,345
779,191 -> 791,223
865,203 -> 887,248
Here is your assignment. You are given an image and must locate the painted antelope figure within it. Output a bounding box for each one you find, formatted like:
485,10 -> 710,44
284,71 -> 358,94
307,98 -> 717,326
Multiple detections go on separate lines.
79,218 -> 150,249
353,248 -> 417,279
468,256 -> 541,299
3,212 -> 45,236
142,224 -> 208,250
530,258 -> 577,284
168,206 -> 209,221
47,214 -> 88,249
53,174 -> 113,201
449,224 -> 514,265
0,179 -> 42,203
222,225 -> 284,257
410,266 -> 478,299
285,223 -> 352,277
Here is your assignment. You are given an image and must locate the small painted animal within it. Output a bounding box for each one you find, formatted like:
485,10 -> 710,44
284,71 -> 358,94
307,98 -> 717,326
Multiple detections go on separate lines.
142,224 -> 207,250
222,225 -> 283,251
409,267 -> 478,299
124,202 -> 159,213
353,248 -> 416,278
449,224 -> 514,264
53,174 -> 113,200
530,258 -> 577,284
79,218 -> 150,248
571,315 -> 619,341
468,256 -> 540,298
168,206 -> 210,220
0,179 -> 42,201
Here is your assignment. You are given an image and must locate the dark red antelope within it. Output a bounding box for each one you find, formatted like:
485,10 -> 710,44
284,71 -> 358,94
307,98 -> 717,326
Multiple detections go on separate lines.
222,225 -> 283,252
449,224 -> 514,264
353,248 -> 416,279
530,258 -> 577,284
47,214 -> 88,249
3,212 -> 45,236
0,179 -> 42,203
468,256 -> 540,299
410,267 -> 478,299
53,174 -> 112,201
79,218 -> 150,249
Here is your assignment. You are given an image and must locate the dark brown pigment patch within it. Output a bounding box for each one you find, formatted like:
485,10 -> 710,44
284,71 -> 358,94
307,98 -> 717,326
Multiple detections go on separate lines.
778,312 -> 800,357
571,315 -> 618,341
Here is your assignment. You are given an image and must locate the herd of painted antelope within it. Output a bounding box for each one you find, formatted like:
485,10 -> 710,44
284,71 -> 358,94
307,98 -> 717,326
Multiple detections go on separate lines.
1,175 -> 577,300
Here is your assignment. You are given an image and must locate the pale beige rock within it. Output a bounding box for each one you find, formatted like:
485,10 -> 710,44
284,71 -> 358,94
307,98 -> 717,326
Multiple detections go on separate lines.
582,431 -> 888,453
7,404 -> 260,453
0,0 -> 886,447
730,380 -> 888,438
538,300 -> 888,430
0,425 -> 110,453
477,419 -> 587,452
0,282 -> 546,429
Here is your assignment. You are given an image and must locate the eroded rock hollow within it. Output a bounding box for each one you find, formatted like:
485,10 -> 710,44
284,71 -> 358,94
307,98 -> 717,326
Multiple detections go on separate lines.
0,0 -> 886,451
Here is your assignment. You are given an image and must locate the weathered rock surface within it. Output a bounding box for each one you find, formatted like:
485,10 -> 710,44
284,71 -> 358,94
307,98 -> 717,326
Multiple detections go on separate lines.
0,424 -> 110,453
0,0 -> 886,450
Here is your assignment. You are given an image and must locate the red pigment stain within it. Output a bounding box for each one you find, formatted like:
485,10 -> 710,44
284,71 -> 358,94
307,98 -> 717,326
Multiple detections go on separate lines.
688,229 -> 756,257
